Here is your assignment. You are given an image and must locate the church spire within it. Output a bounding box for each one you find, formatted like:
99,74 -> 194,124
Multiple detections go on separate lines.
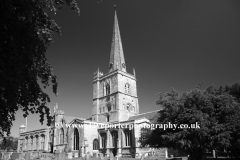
109,9 -> 126,72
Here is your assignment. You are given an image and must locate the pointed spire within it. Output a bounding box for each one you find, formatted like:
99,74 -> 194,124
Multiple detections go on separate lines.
109,8 -> 126,72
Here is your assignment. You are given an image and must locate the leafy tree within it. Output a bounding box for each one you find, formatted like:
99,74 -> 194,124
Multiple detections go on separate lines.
0,136 -> 18,151
0,0 -> 83,137
221,83 -> 240,159
139,84 -> 240,160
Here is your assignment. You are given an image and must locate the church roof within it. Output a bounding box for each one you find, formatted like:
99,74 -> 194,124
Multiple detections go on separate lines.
109,10 -> 126,73
128,110 -> 160,122
64,116 -> 76,123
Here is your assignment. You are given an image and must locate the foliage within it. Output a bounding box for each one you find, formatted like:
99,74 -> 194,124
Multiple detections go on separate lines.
0,0 -> 82,137
139,83 -> 240,160
0,136 -> 18,151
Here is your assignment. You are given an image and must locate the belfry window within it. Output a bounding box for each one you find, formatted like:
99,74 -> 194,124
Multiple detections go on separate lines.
30,137 -> 33,150
93,139 -> 99,150
41,135 -> 45,150
36,136 -> 38,150
73,128 -> 79,150
106,83 -> 110,95
125,83 -> 130,94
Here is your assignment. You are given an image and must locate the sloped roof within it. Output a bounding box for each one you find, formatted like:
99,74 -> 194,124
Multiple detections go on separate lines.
128,110 -> 159,122
64,116 -> 76,123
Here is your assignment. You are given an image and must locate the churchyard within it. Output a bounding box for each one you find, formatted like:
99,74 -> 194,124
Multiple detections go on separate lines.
0,150 -> 185,160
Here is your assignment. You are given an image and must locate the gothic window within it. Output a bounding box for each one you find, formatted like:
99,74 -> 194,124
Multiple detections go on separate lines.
59,128 -> 64,144
107,103 -> 111,111
30,136 -> 33,150
73,128 -> 79,150
106,115 -> 110,122
41,135 -> 45,150
99,108 -> 101,113
124,130 -> 132,147
111,131 -> 118,148
106,83 -> 110,95
36,136 -> 38,150
125,83 -> 130,94
101,133 -> 106,148
93,139 -> 99,150
25,137 -> 28,150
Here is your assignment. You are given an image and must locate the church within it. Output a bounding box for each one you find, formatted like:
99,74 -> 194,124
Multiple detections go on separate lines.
17,10 -> 163,158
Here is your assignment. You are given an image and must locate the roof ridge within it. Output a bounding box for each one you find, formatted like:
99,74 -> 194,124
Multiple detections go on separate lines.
131,110 -> 160,117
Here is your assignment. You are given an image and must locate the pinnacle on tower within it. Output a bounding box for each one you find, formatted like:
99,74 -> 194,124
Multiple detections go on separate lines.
109,9 -> 126,72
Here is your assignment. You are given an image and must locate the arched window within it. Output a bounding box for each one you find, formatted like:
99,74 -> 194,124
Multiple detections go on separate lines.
30,136 -> 33,150
73,128 -> 79,150
124,130 -> 132,147
41,135 -> 45,150
36,135 -> 39,150
93,139 -> 99,150
59,128 -> 64,144
125,83 -> 130,94
101,133 -> 106,148
25,137 -> 28,150
111,131 -> 118,148
106,83 -> 110,95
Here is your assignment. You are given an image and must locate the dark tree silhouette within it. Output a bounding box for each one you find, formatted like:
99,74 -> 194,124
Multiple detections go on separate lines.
0,0 -> 82,137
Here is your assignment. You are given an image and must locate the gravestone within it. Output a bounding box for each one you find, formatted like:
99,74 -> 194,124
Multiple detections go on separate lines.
109,152 -> 114,160
140,153 -> 148,160
99,153 -> 104,160
74,152 -> 78,158
92,152 -> 97,158
54,152 -> 60,160
59,152 -> 66,160
18,153 -> 25,160
85,152 -> 91,160
24,152 -> 30,160
2,152 -> 11,160
10,153 -> 20,160
67,152 -> 72,159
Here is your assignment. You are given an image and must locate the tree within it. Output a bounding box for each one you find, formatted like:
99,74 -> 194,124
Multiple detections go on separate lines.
0,0 -> 82,137
0,136 -> 18,151
221,83 -> 240,159
139,83 -> 240,160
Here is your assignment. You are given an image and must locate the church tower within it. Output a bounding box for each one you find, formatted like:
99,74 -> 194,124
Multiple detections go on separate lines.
92,10 -> 139,123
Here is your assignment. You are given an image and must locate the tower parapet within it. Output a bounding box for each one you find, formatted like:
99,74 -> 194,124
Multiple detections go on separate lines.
93,69 -> 103,79
56,110 -> 64,115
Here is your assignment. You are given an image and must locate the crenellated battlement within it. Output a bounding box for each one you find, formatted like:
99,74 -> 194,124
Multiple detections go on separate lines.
93,69 -> 104,79
55,109 -> 64,115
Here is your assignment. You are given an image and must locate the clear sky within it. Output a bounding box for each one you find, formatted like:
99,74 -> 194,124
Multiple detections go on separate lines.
11,0 -> 240,137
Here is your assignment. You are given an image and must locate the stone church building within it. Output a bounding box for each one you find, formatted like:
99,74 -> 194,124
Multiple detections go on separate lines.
17,10 -> 161,158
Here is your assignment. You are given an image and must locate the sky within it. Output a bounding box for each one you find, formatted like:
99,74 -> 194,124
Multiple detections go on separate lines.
11,0 -> 240,137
